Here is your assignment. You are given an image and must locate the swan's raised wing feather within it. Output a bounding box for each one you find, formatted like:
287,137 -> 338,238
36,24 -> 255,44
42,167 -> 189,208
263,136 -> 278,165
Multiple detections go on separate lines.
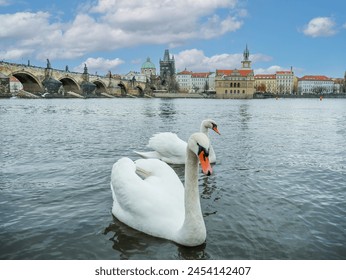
111,157 -> 184,238
147,132 -> 187,164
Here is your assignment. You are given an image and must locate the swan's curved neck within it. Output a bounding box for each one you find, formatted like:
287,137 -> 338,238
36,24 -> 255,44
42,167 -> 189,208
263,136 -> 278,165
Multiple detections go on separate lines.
200,124 -> 209,135
184,148 -> 201,217
178,147 -> 206,245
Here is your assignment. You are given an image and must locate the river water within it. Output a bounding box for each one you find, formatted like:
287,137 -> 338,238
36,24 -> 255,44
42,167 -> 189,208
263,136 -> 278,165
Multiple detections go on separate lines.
0,98 -> 345,260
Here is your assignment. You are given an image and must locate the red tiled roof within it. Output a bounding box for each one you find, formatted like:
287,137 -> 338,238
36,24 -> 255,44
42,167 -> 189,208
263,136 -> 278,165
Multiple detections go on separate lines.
299,75 -> 331,81
178,70 -> 193,75
216,69 -> 253,77
191,72 -> 210,78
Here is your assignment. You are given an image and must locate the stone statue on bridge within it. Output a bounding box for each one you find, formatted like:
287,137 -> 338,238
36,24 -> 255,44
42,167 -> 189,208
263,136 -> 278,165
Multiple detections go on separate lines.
46,59 -> 51,69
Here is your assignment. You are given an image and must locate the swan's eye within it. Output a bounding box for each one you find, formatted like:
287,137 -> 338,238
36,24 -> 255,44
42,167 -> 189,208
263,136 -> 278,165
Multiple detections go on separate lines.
197,143 -> 202,155
197,143 -> 209,158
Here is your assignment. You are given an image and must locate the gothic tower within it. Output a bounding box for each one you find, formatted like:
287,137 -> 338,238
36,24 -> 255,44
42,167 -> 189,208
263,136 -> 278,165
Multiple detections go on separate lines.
241,45 -> 251,69
160,49 -> 175,82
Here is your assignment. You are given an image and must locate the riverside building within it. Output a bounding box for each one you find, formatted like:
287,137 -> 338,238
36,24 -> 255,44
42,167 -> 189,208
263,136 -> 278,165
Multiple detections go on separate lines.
215,45 -> 255,99
176,70 -> 215,93
254,74 -> 277,93
297,75 -> 334,95
254,70 -> 296,95
276,69 -> 295,94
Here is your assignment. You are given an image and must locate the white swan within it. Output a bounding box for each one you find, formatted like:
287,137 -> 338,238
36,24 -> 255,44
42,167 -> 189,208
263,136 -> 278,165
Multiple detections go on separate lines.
111,132 -> 212,247
134,119 -> 220,164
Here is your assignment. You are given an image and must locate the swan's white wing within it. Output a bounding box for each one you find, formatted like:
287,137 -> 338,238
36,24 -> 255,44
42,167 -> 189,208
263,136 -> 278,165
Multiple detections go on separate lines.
133,150 -> 161,159
111,157 -> 184,239
147,132 -> 187,164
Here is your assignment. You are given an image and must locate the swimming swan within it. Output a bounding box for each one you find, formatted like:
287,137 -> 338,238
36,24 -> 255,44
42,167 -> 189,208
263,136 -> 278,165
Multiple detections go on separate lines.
134,119 -> 220,164
110,132 -> 212,247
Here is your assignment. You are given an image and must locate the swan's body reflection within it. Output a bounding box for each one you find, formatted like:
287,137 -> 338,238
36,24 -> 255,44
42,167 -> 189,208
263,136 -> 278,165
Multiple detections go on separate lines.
104,217 -> 209,260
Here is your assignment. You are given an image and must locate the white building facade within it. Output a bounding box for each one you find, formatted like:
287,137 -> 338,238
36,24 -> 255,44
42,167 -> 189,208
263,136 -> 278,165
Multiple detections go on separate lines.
176,70 -> 215,93
298,75 -> 334,94
176,69 -> 192,92
276,70 -> 294,94
121,71 -> 147,83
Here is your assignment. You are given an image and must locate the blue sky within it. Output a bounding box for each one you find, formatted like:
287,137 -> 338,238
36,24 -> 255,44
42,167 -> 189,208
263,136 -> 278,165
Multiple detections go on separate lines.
1,0 -> 345,77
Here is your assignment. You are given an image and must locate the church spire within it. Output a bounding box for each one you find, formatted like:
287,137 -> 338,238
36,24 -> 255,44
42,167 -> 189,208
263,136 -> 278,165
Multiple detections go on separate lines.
241,44 -> 251,69
243,44 -> 249,61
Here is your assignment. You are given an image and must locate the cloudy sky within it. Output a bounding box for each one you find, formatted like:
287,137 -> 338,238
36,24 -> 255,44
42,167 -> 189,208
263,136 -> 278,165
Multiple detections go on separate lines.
1,0 -> 345,77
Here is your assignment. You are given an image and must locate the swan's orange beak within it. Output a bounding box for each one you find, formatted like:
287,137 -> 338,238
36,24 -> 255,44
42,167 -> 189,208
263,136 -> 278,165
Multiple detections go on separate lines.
199,151 -> 212,176
212,126 -> 221,135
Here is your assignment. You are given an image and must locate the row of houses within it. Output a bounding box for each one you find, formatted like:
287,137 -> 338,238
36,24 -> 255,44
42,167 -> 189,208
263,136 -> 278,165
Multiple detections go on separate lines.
176,66 -> 344,97
173,46 -> 345,98
254,72 -> 343,95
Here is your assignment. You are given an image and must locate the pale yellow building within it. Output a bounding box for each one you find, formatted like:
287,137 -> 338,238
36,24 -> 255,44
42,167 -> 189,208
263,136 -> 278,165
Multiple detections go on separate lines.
254,74 -> 277,93
254,69 -> 296,94
215,69 -> 255,98
215,45 -> 255,99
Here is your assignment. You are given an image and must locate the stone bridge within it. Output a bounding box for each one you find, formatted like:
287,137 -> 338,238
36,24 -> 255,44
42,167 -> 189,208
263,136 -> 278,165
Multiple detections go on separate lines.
0,61 -> 150,98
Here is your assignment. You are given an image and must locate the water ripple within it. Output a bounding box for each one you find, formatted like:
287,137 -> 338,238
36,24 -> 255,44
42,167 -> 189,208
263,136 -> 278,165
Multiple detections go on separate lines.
1,98 -> 346,259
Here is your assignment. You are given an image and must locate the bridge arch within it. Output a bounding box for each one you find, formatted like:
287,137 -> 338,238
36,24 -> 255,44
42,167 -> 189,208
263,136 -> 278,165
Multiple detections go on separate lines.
59,76 -> 81,94
136,85 -> 144,96
118,82 -> 127,95
12,70 -> 43,94
92,79 -> 108,95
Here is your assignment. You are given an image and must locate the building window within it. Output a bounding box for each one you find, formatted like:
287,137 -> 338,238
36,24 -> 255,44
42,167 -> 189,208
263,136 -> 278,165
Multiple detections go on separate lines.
238,83 -> 240,87
230,83 -> 233,87
225,90 -> 227,94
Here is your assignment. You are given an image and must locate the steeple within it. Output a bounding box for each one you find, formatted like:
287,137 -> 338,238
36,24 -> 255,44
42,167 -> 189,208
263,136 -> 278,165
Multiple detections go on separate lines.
163,49 -> 170,61
241,44 -> 251,69
243,44 -> 249,61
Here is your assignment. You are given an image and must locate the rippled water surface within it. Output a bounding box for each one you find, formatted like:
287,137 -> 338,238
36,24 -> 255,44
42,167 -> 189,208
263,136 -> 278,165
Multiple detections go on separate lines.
1,98 -> 345,260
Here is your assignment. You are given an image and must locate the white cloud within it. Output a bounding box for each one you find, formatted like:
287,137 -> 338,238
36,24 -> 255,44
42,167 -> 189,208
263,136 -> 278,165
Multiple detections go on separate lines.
302,17 -> 337,37
73,57 -> 125,74
200,15 -> 243,39
0,12 -> 54,40
254,66 -> 304,75
0,48 -> 33,60
174,49 -> 272,72
254,66 -> 286,75
0,0 -> 246,63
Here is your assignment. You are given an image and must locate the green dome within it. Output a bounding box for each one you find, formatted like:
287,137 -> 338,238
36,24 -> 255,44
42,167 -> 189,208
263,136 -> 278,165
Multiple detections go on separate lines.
142,57 -> 155,69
